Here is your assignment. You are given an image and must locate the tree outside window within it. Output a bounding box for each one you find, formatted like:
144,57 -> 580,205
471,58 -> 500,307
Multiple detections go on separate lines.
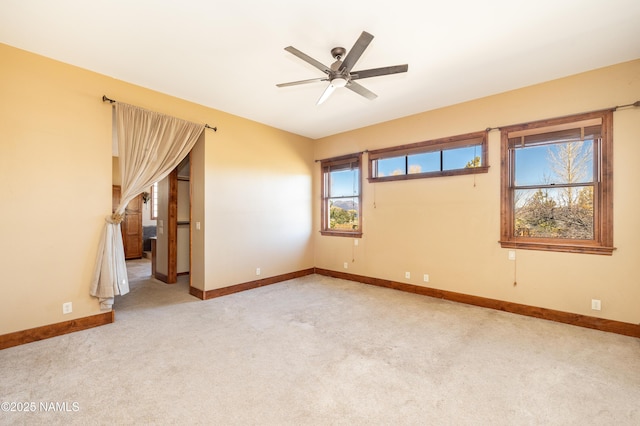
500,110 -> 614,255
321,153 -> 362,237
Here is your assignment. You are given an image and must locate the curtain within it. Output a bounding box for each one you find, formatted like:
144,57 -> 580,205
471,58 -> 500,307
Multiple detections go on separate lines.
90,102 -> 204,310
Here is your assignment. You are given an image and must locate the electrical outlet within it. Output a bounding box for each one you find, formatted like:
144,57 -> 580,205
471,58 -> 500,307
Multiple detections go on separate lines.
344,262 -> 348,269
424,274 -> 430,282
256,267 -> 261,276
508,250 -> 516,260
354,239 -> 358,246
591,299 -> 601,311
405,272 -> 411,279
62,302 -> 72,314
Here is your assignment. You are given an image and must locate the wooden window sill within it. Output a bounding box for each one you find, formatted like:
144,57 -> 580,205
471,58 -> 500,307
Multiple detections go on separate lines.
499,240 -> 615,255
321,230 -> 363,238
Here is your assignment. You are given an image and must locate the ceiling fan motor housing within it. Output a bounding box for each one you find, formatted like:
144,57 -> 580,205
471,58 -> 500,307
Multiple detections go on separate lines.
331,47 -> 346,60
329,47 -> 349,84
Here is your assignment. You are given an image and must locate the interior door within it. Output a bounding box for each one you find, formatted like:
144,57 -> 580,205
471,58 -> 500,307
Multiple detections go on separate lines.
112,185 -> 143,259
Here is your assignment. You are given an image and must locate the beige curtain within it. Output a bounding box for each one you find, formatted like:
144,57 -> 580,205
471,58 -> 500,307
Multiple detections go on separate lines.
90,102 -> 204,309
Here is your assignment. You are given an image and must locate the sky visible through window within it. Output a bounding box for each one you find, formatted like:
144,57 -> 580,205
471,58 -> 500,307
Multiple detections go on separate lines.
513,139 -> 594,211
514,142 -> 593,186
376,146 -> 481,177
330,140 -> 594,204
330,169 -> 359,198
330,147 -> 481,196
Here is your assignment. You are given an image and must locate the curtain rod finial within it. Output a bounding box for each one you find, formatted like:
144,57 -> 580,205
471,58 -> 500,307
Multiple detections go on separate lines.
205,124 -> 217,132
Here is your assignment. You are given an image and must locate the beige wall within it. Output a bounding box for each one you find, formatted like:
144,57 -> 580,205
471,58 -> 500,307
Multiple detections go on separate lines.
0,43 -> 315,334
191,138 -> 206,292
1,45 -> 111,333
314,59 -> 640,324
1,40 -> 637,337
201,114 -> 315,290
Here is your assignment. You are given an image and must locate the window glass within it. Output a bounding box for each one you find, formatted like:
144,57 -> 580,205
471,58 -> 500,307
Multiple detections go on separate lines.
328,196 -> 359,232
514,141 -> 593,186
151,182 -> 159,220
514,187 -> 594,240
408,152 -> 439,174
368,131 -> 488,182
330,168 -> 359,197
376,156 -> 406,177
443,146 -> 481,171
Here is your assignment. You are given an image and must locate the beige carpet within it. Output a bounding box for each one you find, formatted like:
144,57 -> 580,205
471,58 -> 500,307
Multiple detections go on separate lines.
1,259 -> 639,425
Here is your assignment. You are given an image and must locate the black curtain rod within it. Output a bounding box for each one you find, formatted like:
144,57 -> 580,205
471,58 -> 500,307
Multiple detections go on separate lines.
312,98 -> 640,161
617,100 -> 640,109
102,95 -> 217,132
484,100 -> 640,132
313,100 -> 640,159
314,150 -> 368,163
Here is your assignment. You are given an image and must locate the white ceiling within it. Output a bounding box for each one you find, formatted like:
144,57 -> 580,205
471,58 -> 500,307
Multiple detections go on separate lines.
2,0 -> 639,139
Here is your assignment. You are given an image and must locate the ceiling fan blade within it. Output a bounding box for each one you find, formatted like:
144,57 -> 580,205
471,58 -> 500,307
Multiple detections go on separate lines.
350,64 -> 408,80
316,83 -> 337,105
284,46 -> 331,74
340,31 -> 374,73
276,77 -> 327,87
346,81 -> 377,100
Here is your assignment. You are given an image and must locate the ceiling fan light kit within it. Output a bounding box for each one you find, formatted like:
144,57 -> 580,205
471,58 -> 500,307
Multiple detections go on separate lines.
331,77 -> 348,88
277,31 -> 408,105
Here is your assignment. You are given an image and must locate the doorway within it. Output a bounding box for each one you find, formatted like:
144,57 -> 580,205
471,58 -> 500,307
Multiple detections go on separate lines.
151,155 -> 191,285
111,186 -> 144,260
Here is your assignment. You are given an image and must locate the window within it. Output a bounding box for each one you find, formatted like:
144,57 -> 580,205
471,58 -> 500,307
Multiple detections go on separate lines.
368,131 -> 488,182
321,153 -> 362,237
500,110 -> 614,255
150,182 -> 159,220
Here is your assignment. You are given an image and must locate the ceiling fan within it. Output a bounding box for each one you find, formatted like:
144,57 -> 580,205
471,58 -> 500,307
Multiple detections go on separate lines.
277,31 -> 408,105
